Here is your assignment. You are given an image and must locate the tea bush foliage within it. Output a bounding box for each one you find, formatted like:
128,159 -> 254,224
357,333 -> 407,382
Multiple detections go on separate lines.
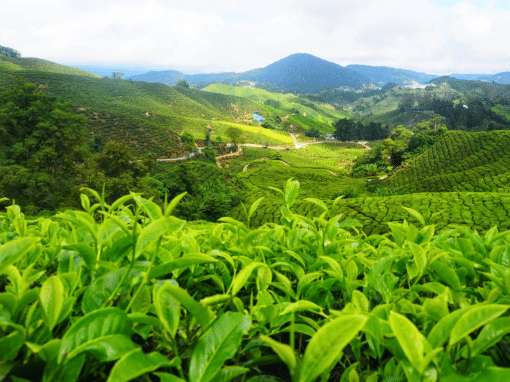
1,180 -> 510,381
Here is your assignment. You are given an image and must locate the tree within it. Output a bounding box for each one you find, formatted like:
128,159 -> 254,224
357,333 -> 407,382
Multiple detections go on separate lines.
180,132 -> 195,151
226,127 -> 244,148
0,79 -> 90,174
333,119 -> 356,141
175,79 -> 190,88
305,127 -> 321,138
112,72 -> 124,79
0,79 -> 90,210
0,46 -> 21,58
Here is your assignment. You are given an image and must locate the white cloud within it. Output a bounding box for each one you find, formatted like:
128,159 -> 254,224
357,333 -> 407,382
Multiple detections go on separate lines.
2,0 -> 509,74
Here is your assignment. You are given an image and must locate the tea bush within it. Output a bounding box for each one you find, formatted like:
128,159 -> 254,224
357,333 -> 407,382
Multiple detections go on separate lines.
2,180 -> 510,381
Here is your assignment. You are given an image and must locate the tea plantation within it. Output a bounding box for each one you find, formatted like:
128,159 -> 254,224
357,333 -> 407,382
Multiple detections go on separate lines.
385,130 -> 510,193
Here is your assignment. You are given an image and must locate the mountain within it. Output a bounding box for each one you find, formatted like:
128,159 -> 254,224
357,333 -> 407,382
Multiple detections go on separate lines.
345,64 -> 439,85
450,72 -> 510,84
238,53 -> 368,92
128,53 -> 369,93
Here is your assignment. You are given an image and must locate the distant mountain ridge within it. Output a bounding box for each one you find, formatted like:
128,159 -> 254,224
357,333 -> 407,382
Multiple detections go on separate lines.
127,53 -> 370,93
345,64 -> 438,85
449,72 -> 510,84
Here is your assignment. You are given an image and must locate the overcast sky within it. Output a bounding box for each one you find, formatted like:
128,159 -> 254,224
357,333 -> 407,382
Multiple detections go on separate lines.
3,0 -> 510,75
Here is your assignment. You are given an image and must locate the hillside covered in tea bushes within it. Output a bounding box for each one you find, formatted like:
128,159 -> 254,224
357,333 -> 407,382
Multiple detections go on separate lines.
385,130 -> 510,193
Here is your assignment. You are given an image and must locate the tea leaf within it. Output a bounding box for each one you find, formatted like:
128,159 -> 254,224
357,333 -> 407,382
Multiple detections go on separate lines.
136,217 -> 185,257
149,254 -> 218,280
299,314 -> 367,382
389,311 -> 428,374
450,304 -> 509,346
279,300 -> 322,316
469,317 -> 510,357
159,284 -> 214,328
189,312 -> 251,382
231,262 -> 265,297
154,283 -> 181,338
133,195 -> 163,221
59,307 -> 133,363
260,335 -> 298,379
0,237 -> 38,273
107,348 -> 178,382
39,275 -> 64,331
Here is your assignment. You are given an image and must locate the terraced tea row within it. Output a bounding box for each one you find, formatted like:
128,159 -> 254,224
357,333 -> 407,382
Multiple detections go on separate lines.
232,191 -> 510,236
387,130 -> 510,193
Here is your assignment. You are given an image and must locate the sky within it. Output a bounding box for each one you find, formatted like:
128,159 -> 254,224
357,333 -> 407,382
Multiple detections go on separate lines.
2,0 -> 510,75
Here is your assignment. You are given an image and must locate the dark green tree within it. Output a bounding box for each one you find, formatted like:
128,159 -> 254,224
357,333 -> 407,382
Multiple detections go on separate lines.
175,79 -> 190,88
0,78 -> 89,174
305,127 -> 321,138
0,79 -> 90,211
226,127 -> 244,148
180,132 -> 195,151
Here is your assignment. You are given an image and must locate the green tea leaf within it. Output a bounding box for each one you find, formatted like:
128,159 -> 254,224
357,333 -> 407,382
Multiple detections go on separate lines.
164,192 -> 188,217
131,284 -> 151,314
299,314 -> 368,382
469,317 -> 510,357
450,304 -> 509,346
402,207 -> 425,227
149,254 -> 218,280
39,275 -> 64,331
62,244 -> 96,270
154,283 -> 181,338
0,237 -> 38,273
248,197 -> 265,228
159,284 -> 214,328
0,327 -> 25,361
231,262 -> 264,297
428,308 -> 470,348
189,311 -> 251,382
430,260 -> 461,291
389,311 -> 428,374
107,348 -> 178,382
154,373 -> 186,382
284,178 -> 300,208
59,307 -> 132,363
134,195 -> 163,221
136,217 -> 185,257
81,268 -> 141,314
260,335 -> 297,379
67,334 -> 137,362
351,290 -> 369,312
219,366 -> 250,382
279,300 -> 322,316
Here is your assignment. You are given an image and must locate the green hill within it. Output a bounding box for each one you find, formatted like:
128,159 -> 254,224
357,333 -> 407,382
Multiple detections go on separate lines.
385,130 -> 510,193
0,58 -> 294,156
0,56 -> 101,77
202,84 -> 348,130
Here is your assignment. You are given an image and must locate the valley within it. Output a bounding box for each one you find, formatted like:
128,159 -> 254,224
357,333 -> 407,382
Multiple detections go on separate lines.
2,48 -> 510,382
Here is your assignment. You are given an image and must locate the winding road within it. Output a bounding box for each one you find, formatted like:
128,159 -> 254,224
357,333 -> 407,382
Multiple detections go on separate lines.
153,133 -> 370,163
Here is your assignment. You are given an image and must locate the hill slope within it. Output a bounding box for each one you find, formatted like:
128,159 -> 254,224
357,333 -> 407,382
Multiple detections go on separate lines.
385,130 -> 510,193
0,56 -> 100,78
0,57 -> 290,156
